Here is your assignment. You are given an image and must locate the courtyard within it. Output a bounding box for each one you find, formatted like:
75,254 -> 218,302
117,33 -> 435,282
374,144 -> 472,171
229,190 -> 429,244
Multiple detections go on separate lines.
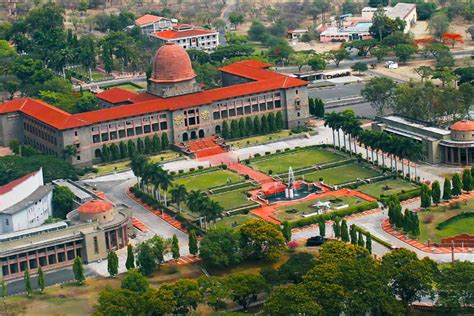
209,185 -> 257,210
357,178 -> 419,198
172,169 -> 245,192
298,163 -> 380,185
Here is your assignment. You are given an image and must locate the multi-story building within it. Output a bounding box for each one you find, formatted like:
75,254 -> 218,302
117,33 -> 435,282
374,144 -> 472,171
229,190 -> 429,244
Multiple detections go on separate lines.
0,43 -> 310,167
134,14 -> 177,36
151,24 -> 219,51
0,168 -> 53,234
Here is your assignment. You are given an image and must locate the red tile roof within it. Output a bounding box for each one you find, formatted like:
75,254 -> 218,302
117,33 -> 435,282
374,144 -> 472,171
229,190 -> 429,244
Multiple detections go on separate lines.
0,170 -> 39,196
450,121 -> 474,132
135,14 -> 163,26
153,28 -> 217,40
95,87 -> 138,104
78,199 -> 113,214
0,60 -> 307,131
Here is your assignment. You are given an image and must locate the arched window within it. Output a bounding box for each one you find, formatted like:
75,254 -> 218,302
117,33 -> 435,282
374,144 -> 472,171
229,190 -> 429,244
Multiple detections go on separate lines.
182,132 -> 189,142
94,148 -> 101,158
198,129 -> 205,138
215,125 -> 221,134
190,131 -> 197,140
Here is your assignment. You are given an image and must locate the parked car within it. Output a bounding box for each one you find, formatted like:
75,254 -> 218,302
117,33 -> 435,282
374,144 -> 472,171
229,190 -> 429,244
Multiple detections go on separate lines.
306,235 -> 326,247
384,61 -> 399,69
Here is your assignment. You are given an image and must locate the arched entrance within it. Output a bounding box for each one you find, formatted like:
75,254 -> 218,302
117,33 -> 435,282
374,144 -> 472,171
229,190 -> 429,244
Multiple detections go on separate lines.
182,132 -> 189,142
95,148 -> 101,158
190,131 -> 197,140
215,125 -> 221,134
198,129 -> 205,138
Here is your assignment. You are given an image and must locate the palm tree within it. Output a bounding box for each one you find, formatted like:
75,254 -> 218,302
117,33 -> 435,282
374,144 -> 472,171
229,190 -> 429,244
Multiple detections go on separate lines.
170,185 -> 187,212
324,112 -> 339,147
160,171 -> 173,206
63,145 -> 76,163
130,154 -> 148,189
186,190 -> 205,214
202,199 -> 224,229
146,162 -> 163,200
346,118 -> 362,156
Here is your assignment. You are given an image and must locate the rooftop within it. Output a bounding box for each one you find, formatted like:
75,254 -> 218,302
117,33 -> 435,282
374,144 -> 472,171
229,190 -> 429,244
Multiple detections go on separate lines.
450,120 -> 474,132
152,27 -> 217,40
135,14 -> 165,26
1,184 -> 53,215
387,3 -> 416,20
78,199 -> 113,214
95,87 -> 138,104
381,115 -> 451,136
0,170 -> 39,196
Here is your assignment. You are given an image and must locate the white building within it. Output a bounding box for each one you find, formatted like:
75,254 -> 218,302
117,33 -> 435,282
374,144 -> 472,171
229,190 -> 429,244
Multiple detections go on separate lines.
0,168 -> 53,234
151,24 -> 219,51
134,14 -> 178,36
362,3 -> 417,33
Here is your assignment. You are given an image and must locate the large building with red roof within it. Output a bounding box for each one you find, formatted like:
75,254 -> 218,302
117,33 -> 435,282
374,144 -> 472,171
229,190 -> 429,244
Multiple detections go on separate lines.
151,24 -> 219,51
0,43 -> 309,166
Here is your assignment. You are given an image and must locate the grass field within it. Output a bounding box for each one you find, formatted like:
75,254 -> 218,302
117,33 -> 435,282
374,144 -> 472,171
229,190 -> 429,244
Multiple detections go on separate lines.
228,130 -> 293,149
92,151 -> 180,176
357,179 -> 419,198
274,195 -> 367,222
249,148 -> 343,174
214,214 -> 257,230
173,170 -> 244,191
114,83 -> 144,92
210,185 -> 256,210
418,199 -> 474,243
299,163 -> 379,185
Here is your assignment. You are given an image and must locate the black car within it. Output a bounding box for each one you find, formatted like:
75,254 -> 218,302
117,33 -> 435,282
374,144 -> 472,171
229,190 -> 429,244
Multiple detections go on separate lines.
306,235 -> 326,247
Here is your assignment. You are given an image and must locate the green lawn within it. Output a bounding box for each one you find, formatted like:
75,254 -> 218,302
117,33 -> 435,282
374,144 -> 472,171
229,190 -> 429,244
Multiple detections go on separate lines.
274,195 -> 368,222
228,130 -> 293,149
418,199 -> 474,243
357,179 -> 419,198
214,214 -> 258,230
210,186 -> 256,210
249,148 -> 343,174
173,170 -> 244,191
299,163 -> 379,185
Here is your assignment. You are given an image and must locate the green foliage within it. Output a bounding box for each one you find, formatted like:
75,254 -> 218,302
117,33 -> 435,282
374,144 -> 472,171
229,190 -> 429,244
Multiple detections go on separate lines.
428,13 -> 449,39
349,224 -> 358,245
420,183 -> 432,208
188,230 -> 198,255
121,269 -> 149,293
394,44 -> 417,63
52,186 -> 75,219
463,168 -> 472,191
136,235 -> 168,275
341,219 -> 349,242
443,177 -> 452,200
436,260 -> 474,310
319,219 -> 326,237
125,244 -> 135,270
276,252 -> 316,284
107,250 -> 119,277
281,221 -> 291,242
73,256 -> 85,285
239,219 -> 286,260
351,61 -> 368,74
452,173 -> 462,196
199,228 -> 242,267
225,273 -> 268,311
162,279 -> 203,314
263,284 -> 323,315
370,7 -> 405,41
431,180 -> 441,205
198,276 -> 227,311
365,232 -> 372,253
309,97 -> 325,117
24,268 -> 32,296
333,219 -> 341,238
171,234 -> 180,260
361,77 -> 397,116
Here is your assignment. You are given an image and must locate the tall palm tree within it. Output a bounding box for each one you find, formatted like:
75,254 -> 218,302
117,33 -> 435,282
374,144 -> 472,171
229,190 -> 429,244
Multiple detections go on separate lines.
186,190 -> 205,214
202,199 -> 224,229
130,154 -> 148,189
346,119 -> 362,156
324,112 -> 339,147
146,162 -> 164,201
160,171 -> 173,206
170,185 -> 187,212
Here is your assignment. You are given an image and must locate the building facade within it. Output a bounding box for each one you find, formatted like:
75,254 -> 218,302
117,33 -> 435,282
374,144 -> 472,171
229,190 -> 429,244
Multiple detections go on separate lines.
134,14 -> 177,36
151,24 -> 219,51
0,44 -> 310,167
0,169 -> 53,234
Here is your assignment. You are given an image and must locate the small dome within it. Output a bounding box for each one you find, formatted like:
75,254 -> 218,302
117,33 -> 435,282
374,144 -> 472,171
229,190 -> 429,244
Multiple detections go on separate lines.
78,199 -> 113,214
450,121 -> 474,132
151,42 -> 196,83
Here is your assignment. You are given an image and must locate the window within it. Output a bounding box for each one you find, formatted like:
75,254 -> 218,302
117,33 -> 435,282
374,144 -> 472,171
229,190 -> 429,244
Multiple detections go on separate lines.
144,125 -> 151,133
92,135 -> 100,143
5,219 -> 8,226
110,131 -> 118,140
237,107 -> 243,116
119,130 -> 126,138
77,155 -> 81,161
221,110 -> 228,119
296,89 -> 299,95
244,106 -> 251,114
259,103 -> 266,111
189,117 -> 196,125
252,104 -> 259,112
160,114 -> 167,119
101,133 -> 109,142
297,112 -> 301,117
229,109 -> 236,117
267,102 -> 274,110
135,126 -> 143,135
160,121 -> 168,130
74,131 -> 78,136
213,112 -> 220,120
152,123 -> 159,131
127,128 -> 134,137
275,100 -> 281,108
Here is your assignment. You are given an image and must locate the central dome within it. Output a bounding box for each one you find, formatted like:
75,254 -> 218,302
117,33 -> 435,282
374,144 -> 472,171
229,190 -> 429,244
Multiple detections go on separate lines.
151,42 -> 196,83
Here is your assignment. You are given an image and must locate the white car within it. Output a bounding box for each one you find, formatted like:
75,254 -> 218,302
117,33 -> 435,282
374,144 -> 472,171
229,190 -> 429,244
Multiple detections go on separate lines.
384,61 -> 399,69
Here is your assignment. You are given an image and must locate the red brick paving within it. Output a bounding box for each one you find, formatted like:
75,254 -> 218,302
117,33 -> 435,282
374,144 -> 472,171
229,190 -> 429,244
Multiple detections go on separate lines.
176,255 -> 202,265
187,137 -> 226,158
131,217 -> 148,232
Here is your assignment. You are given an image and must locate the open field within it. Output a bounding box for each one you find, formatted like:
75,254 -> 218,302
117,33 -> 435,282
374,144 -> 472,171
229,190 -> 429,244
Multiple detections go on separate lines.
92,151 -> 180,176
300,163 -> 379,185
173,169 -> 244,191
214,214 -> 258,230
357,179 -> 419,198
418,199 -> 474,243
249,148 -> 343,174
210,185 -> 256,210
114,83 -> 145,92
228,130 -> 292,149
274,195 -> 367,222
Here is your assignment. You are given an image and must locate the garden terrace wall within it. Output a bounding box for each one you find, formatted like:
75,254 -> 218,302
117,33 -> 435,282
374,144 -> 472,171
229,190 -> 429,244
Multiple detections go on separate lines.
379,188 -> 421,205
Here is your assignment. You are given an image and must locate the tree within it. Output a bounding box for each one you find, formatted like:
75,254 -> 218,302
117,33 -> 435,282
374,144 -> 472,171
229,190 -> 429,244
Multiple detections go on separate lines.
361,77 -> 397,116
381,249 -> 437,307
394,44 -> 417,63
171,234 -> 180,260
245,116 -> 254,135
333,219 -> 341,238
264,284 -> 323,315
319,220 -> 326,237
428,13 -> 449,39
73,256 -> 85,285
37,266 -> 45,293
351,61 -> 368,74
414,66 -> 434,82
226,273 -> 268,311
162,279 -> 203,314
75,93 -> 98,113
452,173 -> 462,196
420,183 -> 432,208
95,288 -> 145,315
370,6 -> 404,40
365,232 -> 372,254
119,141 -> 128,159
23,268 -> 32,297
109,143 -> 119,161
431,180 -> 441,205
340,219 -> 349,242
170,184 -> 187,212
198,276 -> 227,311
253,115 -> 261,134
275,111 -> 284,130
368,0 -> 388,7
260,115 -> 268,134
229,12 -> 244,29
442,33 -> 464,48
370,46 -> 390,63
289,52 -> 311,72
437,261 -> 474,310
443,177 -> 452,200
188,230 -> 198,255
121,269 -> 149,293
125,244 -> 135,270
199,228 -> 242,267
325,48 -> 350,67
136,235 -> 167,275
275,252 -> 317,285
462,168 -> 472,191
107,250 -> 119,277
222,121 -> 230,139
357,231 -> 365,247
349,224 -> 358,245
238,117 -> 246,137
417,2 -> 437,20
52,186 -> 75,219
240,219 -> 286,260
267,112 -> 276,132
281,221 -> 291,242
308,54 -> 327,71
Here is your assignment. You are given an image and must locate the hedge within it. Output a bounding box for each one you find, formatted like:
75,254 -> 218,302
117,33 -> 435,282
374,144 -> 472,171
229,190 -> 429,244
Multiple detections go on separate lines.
289,201 -> 379,229
225,203 -> 260,216
209,182 -> 256,194
354,225 -> 393,249
436,212 -> 474,230
379,188 -> 421,205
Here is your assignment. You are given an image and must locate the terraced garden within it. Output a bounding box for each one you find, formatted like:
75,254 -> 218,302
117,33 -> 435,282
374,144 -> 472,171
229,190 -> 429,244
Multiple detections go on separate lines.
210,185 -> 257,210
172,169 -> 244,191
299,163 -> 379,185
357,178 -> 419,198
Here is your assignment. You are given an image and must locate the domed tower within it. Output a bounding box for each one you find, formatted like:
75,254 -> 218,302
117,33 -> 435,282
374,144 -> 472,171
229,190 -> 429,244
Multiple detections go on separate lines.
147,42 -> 201,98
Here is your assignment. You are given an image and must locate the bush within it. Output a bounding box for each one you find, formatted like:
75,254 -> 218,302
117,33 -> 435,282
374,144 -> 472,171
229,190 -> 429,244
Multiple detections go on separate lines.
244,174 -> 250,180
198,166 -> 204,170
254,153 -> 261,158
449,201 -> 461,210
178,170 -> 184,174
379,188 -> 421,205
268,169 -> 273,175
170,171 -> 176,176
221,164 -> 228,170
265,151 -> 271,155
284,148 -> 290,152
276,149 -> 281,153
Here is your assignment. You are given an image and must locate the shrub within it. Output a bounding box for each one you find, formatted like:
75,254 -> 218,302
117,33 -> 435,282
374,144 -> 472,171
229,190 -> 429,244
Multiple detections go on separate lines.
449,201 -> 461,210
198,165 -> 204,170
221,164 -> 228,170
170,171 -> 176,176
284,148 -> 290,152
190,168 -> 195,172
265,151 -> 271,155
178,170 -> 184,174
268,169 -> 273,175
276,149 -> 281,153
244,174 -> 250,180
255,153 -> 261,158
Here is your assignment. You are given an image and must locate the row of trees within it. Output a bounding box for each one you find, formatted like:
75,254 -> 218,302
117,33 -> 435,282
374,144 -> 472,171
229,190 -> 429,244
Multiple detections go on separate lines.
387,196 -> 420,236
221,112 -> 284,140
308,97 -> 325,118
95,241 -> 474,314
99,133 -> 169,163
332,218 -> 373,253
425,167 -> 474,207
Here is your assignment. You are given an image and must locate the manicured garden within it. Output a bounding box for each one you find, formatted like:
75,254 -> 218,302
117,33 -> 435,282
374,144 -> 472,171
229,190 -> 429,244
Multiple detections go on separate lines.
172,169 -> 244,192
214,214 -> 258,230
228,130 -> 292,149
357,178 -> 419,198
418,199 -> 474,243
274,195 -> 368,222
209,185 -> 256,210
249,147 -> 344,174
299,163 -> 379,185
